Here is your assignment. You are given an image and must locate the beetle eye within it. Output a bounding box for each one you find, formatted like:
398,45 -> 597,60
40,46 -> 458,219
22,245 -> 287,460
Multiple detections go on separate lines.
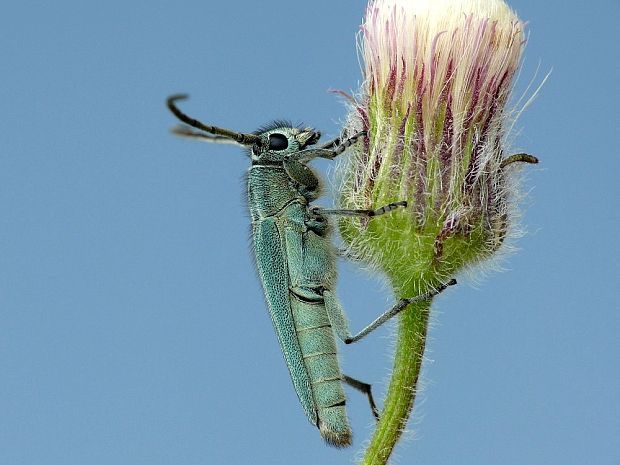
268,134 -> 289,151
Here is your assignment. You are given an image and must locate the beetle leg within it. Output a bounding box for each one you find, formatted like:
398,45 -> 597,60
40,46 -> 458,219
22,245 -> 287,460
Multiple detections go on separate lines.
342,374 -> 380,421
319,136 -> 341,150
291,131 -> 366,163
343,279 -> 457,344
312,201 -> 407,218
324,281 -> 456,345
500,152 -> 539,169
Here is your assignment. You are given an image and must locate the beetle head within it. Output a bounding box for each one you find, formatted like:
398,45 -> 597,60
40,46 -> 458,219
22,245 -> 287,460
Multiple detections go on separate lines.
251,123 -> 321,163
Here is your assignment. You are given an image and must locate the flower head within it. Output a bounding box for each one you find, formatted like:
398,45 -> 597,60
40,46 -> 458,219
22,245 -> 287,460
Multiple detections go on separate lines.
339,0 -> 534,292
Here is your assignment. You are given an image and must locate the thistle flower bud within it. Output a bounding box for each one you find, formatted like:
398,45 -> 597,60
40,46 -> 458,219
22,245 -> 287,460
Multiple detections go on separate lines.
340,0 -> 534,292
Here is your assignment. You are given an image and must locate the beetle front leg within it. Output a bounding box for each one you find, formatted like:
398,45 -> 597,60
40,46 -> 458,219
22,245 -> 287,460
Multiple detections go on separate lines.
319,136 -> 341,150
290,131 -> 366,163
500,152 -> 539,169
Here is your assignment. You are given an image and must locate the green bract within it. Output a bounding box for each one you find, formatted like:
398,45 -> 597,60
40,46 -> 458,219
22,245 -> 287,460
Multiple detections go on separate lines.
336,1 -> 537,463
340,0 -> 527,291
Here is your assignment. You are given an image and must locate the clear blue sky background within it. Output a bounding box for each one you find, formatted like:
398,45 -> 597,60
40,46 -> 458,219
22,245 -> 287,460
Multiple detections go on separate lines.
1,1 -> 618,464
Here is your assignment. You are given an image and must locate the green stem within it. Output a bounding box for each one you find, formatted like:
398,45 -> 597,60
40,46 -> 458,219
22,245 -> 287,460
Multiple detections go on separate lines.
362,298 -> 432,465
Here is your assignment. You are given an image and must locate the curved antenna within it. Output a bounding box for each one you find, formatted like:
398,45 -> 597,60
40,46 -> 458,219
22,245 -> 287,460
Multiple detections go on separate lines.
166,94 -> 260,146
171,125 -> 245,146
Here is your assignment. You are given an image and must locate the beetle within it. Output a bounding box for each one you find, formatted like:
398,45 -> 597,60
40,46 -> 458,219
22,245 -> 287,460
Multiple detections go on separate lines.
166,95 -> 455,447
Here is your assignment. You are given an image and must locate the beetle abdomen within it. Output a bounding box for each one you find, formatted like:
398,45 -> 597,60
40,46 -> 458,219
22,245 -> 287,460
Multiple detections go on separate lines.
291,295 -> 352,447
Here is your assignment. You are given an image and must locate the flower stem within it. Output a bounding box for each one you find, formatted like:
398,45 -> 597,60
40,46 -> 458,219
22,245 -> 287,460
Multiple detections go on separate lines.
362,297 -> 432,465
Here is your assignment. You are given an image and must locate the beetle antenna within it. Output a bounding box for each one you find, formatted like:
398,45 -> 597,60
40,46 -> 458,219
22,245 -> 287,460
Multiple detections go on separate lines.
166,94 -> 260,146
170,125 -> 246,146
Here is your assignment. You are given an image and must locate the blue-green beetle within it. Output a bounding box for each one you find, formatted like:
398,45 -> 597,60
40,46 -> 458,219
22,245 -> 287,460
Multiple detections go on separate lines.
167,95 -> 455,446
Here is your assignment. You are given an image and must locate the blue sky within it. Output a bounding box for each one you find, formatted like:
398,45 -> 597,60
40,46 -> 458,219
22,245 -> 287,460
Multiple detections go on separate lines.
1,1 -> 619,464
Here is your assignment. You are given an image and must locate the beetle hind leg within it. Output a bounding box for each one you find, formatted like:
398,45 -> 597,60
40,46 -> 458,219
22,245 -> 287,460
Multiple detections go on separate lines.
342,374 -> 380,420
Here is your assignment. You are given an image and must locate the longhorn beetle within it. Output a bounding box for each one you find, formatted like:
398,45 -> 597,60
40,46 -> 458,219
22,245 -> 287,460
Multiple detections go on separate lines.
166,95 -> 456,447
